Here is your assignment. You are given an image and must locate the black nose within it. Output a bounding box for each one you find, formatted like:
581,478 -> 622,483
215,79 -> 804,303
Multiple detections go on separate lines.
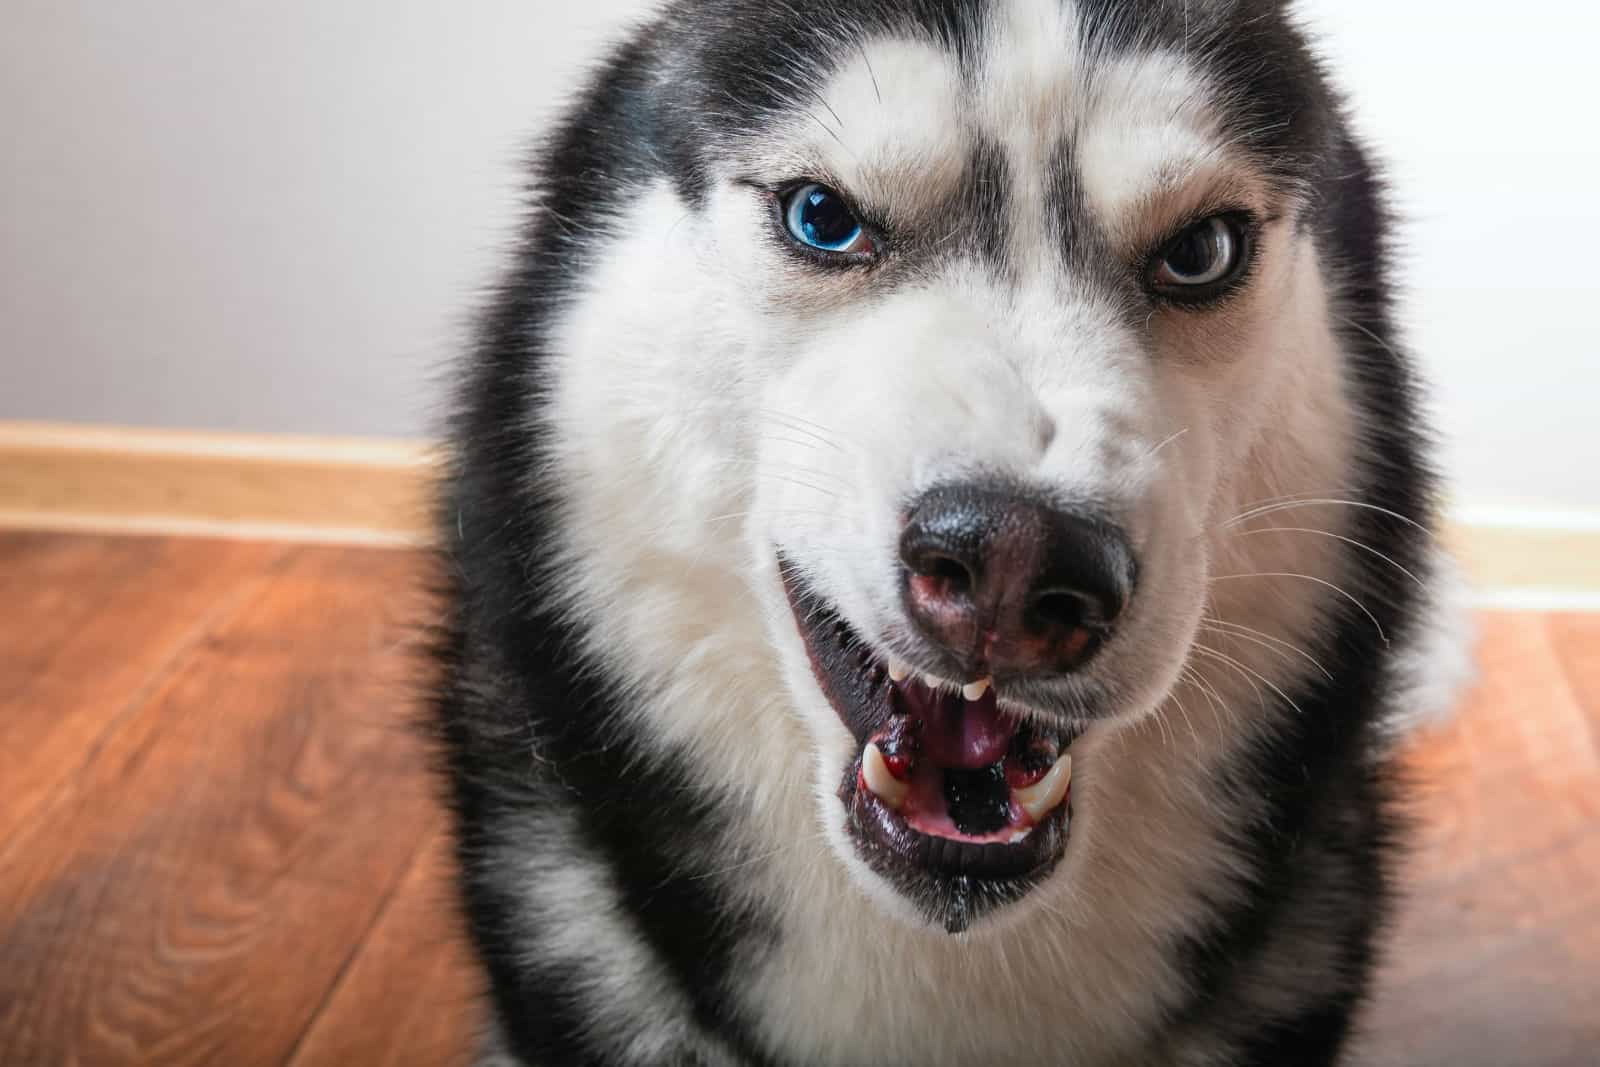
898,484 -> 1136,676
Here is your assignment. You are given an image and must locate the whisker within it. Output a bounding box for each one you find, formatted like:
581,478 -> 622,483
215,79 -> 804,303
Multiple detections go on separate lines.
705,508 -> 842,526
1179,665 -> 1230,734
1332,312 -> 1403,361
1199,617 -> 1334,681
1220,489 -> 1331,522
745,486 -> 845,508
1191,643 -> 1307,718
1149,694 -> 1174,748
1208,571 -> 1388,646
753,409 -> 856,454
757,475 -> 843,502
758,434 -> 843,458
1229,526 -> 1426,588
1192,646 -> 1266,717
1146,427 -> 1190,462
716,457 -> 853,488
1224,497 -> 1430,537
1164,686 -> 1200,747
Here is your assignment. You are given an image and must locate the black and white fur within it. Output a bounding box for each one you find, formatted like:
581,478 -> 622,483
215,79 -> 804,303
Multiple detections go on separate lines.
431,1 -> 1468,1063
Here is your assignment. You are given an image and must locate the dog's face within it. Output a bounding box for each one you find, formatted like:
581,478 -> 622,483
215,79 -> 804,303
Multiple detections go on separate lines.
549,0 -> 1351,932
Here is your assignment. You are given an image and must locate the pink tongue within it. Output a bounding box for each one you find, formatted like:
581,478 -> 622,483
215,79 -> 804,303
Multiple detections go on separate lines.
919,690 -> 1014,769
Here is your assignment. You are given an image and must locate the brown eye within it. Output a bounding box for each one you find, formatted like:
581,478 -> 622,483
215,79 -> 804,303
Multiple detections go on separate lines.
1150,215 -> 1248,299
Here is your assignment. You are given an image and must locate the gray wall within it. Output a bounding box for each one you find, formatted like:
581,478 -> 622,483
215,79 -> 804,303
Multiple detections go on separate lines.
3,1 -> 1598,511
1,0 -> 638,438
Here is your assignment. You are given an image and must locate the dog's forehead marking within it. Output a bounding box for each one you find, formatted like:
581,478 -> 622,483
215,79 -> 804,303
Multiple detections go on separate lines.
974,0 -> 1082,274
802,0 -> 1235,257
976,0 -> 1234,246
978,0 -> 1082,132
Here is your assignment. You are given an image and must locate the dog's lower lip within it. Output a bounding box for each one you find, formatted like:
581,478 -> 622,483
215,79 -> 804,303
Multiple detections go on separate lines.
851,772 -> 1072,883
778,555 -> 1076,904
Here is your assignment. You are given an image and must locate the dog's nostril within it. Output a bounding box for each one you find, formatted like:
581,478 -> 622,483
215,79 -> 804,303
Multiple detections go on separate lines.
917,554 -> 974,596
1029,590 -> 1091,633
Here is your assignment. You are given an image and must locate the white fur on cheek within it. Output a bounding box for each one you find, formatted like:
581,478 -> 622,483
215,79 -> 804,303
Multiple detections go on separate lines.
543,179 -> 803,786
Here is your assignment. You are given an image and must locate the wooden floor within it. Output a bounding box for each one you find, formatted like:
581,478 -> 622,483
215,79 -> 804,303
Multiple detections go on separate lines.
0,532 -> 1595,1065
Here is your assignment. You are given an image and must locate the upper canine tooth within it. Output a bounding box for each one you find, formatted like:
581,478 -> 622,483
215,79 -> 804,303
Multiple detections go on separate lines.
862,743 -> 910,810
1015,753 -> 1072,822
888,658 -> 910,683
962,677 -> 992,702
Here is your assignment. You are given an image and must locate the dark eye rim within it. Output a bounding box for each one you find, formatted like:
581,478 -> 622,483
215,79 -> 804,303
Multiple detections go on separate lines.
767,180 -> 883,267
1143,210 -> 1258,308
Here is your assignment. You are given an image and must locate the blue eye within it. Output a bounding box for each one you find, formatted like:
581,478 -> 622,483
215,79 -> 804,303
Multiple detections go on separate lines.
782,183 -> 872,255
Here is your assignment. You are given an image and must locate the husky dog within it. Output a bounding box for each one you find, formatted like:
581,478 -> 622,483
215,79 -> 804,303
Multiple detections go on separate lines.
432,1 -> 1466,1063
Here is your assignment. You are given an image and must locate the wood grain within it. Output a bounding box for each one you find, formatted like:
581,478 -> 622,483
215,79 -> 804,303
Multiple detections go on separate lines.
1359,613 -> 1600,1065
0,541 -> 435,1065
1,535 -> 1596,1065
0,533 -> 288,846
1545,613 -> 1600,741
1398,614 -> 1599,886
286,830 -> 480,1067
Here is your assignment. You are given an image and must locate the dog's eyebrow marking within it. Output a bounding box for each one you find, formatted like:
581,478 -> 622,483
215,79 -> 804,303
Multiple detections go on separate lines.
1072,50 -> 1234,231
803,37 -> 972,212
1045,133 -> 1130,301
953,135 -> 1013,271
791,1 -> 1248,288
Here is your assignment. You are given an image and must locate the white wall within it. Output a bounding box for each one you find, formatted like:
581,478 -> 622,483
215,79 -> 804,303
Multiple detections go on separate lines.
1305,2 -> 1600,515
2,1 -> 1596,510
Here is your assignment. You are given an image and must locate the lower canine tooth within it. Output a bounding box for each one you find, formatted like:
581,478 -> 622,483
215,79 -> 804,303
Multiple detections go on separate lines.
862,742 -> 909,810
1015,753 -> 1072,822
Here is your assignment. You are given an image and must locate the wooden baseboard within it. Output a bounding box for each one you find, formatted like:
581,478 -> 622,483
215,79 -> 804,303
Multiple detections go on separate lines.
2,421 -> 1596,601
1445,522 -> 1600,608
0,422 -> 435,546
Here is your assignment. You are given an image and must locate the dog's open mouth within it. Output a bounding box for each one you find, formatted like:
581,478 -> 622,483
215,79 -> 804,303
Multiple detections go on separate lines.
780,560 -> 1078,931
